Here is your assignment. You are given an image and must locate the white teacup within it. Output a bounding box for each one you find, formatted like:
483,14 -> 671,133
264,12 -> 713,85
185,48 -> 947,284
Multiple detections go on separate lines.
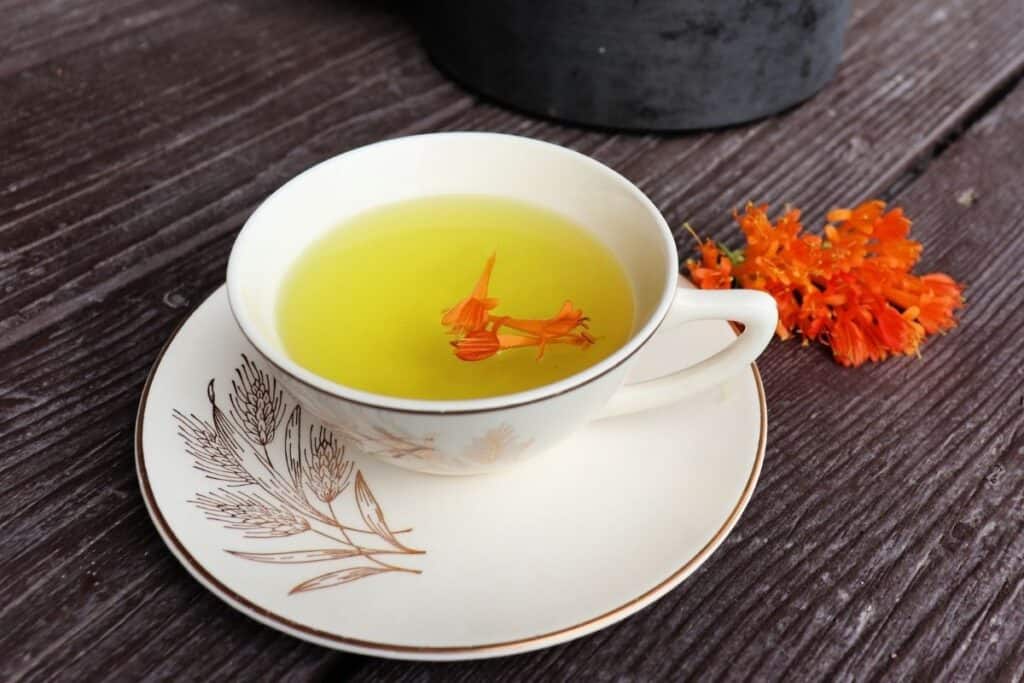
227,132 -> 777,475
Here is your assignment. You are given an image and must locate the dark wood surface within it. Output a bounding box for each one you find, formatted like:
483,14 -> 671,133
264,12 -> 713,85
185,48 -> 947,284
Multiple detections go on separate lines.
3,0 -> 1023,680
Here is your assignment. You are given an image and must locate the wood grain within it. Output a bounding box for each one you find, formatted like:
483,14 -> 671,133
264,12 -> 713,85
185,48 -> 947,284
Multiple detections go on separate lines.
347,80 -> 1024,683
1,0 -> 1023,679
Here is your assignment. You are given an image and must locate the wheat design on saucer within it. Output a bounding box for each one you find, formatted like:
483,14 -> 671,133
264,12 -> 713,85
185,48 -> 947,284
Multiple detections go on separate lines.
175,355 -> 424,594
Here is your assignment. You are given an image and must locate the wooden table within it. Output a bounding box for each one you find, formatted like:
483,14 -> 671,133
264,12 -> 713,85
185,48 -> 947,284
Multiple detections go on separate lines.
3,0 -> 1024,679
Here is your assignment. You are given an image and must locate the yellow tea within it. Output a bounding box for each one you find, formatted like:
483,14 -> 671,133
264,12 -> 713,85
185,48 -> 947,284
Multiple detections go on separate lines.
277,195 -> 634,399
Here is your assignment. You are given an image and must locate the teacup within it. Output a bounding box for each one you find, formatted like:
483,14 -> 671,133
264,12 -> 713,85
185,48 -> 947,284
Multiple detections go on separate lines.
227,132 -> 777,475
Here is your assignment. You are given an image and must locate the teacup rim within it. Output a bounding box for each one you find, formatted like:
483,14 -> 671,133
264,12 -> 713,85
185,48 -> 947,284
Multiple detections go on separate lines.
226,131 -> 678,414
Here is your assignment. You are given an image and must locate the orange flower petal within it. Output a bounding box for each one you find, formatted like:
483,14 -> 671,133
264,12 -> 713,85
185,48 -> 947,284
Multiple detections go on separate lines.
693,200 -> 963,366
498,301 -> 589,338
442,253 -> 499,334
444,259 -> 596,363
826,208 -> 851,223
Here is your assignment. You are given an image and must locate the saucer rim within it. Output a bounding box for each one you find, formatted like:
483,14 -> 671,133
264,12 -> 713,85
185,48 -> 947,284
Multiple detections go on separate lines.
135,286 -> 766,660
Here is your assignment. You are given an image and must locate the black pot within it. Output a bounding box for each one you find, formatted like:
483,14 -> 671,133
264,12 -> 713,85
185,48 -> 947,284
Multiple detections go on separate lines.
417,0 -> 852,131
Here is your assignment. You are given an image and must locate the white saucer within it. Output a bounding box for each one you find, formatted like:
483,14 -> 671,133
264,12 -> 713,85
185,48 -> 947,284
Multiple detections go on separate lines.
135,285 -> 765,661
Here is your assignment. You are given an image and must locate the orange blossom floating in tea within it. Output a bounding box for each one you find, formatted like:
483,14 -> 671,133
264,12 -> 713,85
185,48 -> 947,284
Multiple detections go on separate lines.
442,255 -> 594,362
441,252 -> 499,335
686,200 -> 964,367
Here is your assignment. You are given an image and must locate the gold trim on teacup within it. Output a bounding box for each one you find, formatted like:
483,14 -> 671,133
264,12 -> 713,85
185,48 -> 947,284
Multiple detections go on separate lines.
136,288 -> 767,657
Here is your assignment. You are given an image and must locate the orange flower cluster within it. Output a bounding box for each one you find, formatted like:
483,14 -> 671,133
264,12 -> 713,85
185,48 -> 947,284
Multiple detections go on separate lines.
687,201 -> 964,367
442,254 -> 594,361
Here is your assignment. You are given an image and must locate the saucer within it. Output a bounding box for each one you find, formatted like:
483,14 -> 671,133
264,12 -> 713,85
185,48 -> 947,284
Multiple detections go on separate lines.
135,285 -> 765,661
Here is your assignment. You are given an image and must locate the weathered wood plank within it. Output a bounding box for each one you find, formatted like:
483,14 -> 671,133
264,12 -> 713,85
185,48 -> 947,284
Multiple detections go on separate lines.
4,0 -> 1024,354
0,243 -> 334,682
1,0 -> 1023,679
346,76 -> 1024,683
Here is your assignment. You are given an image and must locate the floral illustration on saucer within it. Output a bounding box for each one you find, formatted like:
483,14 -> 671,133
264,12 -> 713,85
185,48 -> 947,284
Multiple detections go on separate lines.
175,355 -> 424,594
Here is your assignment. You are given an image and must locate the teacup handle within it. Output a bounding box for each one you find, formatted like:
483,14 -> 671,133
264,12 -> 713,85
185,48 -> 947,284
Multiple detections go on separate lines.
598,282 -> 777,419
